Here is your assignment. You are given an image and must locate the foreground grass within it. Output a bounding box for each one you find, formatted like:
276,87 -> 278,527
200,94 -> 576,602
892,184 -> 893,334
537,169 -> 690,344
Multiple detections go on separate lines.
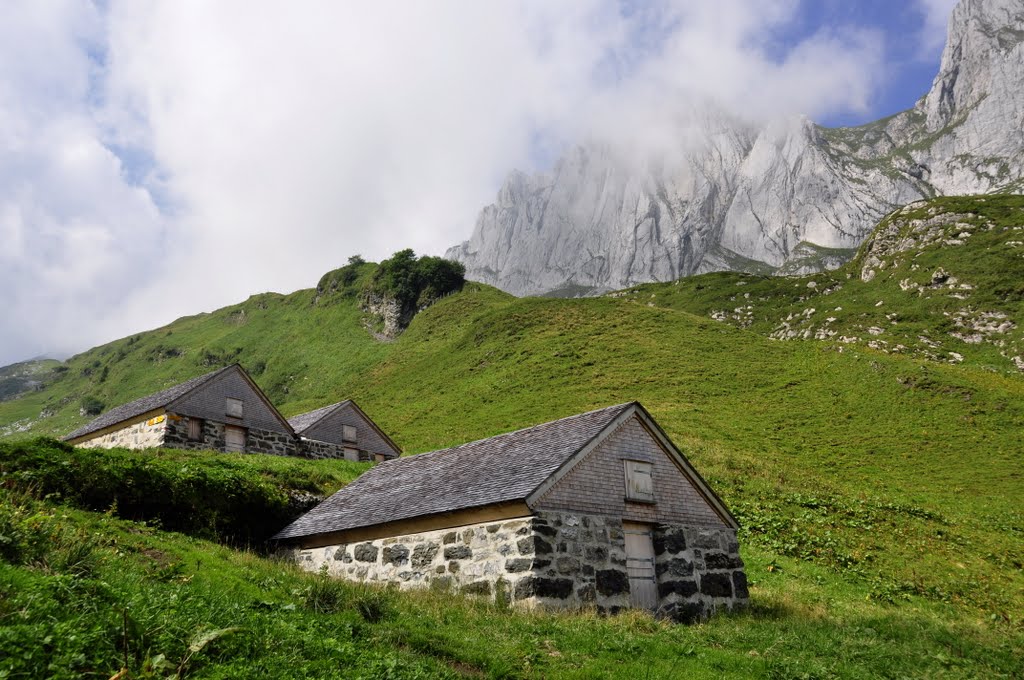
1,489 -> 1020,679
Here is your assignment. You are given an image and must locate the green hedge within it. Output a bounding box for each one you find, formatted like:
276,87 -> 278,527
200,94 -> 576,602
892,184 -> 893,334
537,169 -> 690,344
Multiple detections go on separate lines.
0,438 -> 350,548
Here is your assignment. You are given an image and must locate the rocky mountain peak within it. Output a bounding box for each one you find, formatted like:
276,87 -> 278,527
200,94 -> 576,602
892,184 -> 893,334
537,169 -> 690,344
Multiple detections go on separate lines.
448,0 -> 1024,297
923,0 -> 1024,130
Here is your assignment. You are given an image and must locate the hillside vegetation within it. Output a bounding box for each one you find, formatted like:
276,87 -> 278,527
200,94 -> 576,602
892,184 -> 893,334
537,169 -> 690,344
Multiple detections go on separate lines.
0,195 -> 1022,676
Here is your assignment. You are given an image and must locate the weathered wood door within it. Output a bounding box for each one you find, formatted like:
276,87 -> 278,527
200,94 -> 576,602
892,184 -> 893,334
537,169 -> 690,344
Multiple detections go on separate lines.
224,426 -> 246,453
623,521 -> 657,610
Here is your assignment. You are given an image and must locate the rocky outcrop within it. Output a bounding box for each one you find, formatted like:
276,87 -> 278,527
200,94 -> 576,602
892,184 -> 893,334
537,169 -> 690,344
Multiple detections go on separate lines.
447,0 -> 1024,296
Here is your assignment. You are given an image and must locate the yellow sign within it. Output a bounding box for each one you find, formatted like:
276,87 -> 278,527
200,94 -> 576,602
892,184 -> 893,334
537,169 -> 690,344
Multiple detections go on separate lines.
147,415 -> 167,426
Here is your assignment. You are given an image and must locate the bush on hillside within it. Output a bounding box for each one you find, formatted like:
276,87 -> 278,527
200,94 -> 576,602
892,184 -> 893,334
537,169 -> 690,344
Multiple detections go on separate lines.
79,396 -> 104,416
0,438 -> 317,548
370,249 -> 465,313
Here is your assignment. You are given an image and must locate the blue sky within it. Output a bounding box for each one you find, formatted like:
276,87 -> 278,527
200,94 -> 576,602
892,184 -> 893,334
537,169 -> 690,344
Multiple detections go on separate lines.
783,0 -> 950,127
0,0 -> 959,367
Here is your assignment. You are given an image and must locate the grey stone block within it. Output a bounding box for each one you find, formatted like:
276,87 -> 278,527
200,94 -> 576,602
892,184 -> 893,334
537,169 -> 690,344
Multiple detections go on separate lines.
658,579 -> 698,598
353,543 -> 379,563
382,545 -> 409,566
505,558 -> 534,573
699,572 -> 733,598
703,552 -> 742,570
514,576 -> 574,600
444,545 -> 472,560
596,569 -> 629,596
412,543 -> 439,568
461,581 -> 491,596
733,571 -> 749,599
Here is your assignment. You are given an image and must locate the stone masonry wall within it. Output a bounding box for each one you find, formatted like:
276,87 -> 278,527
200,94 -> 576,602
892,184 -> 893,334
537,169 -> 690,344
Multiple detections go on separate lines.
163,414 -> 299,456
76,416 -> 167,449
300,438 -> 372,461
289,510 -> 747,621
653,524 -> 748,622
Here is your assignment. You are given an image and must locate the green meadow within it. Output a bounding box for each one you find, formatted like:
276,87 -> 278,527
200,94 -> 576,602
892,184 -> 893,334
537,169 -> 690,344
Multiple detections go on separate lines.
1,195 -> 1022,677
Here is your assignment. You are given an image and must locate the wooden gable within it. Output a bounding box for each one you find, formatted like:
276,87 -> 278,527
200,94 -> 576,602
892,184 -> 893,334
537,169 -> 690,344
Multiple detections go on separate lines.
300,401 -> 400,457
530,409 -> 735,529
168,365 -> 293,435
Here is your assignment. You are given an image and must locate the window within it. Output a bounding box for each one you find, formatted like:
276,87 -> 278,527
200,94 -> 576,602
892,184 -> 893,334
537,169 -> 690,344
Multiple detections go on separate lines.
226,398 -> 244,418
374,453 -> 387,463
342,424 -> 357,442
343,447 -> 359,462
187,417 -> 204,441
623,460 -> 655,502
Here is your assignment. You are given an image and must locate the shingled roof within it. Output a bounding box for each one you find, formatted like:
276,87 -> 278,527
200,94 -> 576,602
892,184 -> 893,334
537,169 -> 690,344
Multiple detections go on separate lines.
64,365 -> 235,441
273,402 -> 636,542
287,400 -> 354,434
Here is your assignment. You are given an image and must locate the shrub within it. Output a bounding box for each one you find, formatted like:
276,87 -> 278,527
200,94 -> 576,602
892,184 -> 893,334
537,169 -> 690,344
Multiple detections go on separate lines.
79,396 -> 104,416
368,249 -> 465,316
0,438 -> 305,548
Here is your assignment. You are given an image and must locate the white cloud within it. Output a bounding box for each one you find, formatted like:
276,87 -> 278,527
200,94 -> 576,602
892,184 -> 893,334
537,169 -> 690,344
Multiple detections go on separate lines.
0,2 -> 166,365
0,0 -> 893,365
916,0 -> 959,56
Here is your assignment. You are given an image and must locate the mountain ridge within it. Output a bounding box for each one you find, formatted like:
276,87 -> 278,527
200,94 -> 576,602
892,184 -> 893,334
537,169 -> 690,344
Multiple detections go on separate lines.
446,0 -> 1024,296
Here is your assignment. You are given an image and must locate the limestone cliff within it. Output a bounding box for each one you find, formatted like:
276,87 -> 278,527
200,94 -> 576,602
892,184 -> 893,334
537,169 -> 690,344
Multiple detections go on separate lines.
447,0 -> 1024,296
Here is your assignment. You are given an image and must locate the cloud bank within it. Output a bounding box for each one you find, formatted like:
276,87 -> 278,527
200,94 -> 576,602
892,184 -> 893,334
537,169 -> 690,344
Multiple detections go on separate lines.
0,0 -> 956,365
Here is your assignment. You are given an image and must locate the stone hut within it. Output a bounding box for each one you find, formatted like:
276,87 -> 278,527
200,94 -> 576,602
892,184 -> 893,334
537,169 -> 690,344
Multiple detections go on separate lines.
274,402 -> 747,621
288,400 -> 401,462
64,364 -> 300,455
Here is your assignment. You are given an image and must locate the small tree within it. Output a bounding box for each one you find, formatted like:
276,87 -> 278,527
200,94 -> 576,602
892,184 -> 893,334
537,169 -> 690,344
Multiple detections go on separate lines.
79,396 -> 105,416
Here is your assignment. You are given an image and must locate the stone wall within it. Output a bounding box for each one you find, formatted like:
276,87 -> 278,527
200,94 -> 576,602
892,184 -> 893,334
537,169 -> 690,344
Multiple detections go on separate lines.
653,524 -> 748,622
288,510 -> 747,621
164,414 -> 299,456
76,415 -> 167,449
300,438 -> 366,461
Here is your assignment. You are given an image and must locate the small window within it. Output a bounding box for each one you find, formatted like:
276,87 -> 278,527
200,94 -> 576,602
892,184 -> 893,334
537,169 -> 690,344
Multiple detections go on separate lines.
343,447 -> 359,462
624,460 -> 655,503
187,418 -> 204,441
342,424 -> 357,442
374,453 -> 387,463
226,398 -> 244,418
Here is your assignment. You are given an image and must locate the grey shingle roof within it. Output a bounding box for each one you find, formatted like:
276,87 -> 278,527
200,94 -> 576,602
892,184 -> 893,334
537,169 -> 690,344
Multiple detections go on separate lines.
273,402 -> 634,542
287,400 -> 352,434
64,366 -> 234,441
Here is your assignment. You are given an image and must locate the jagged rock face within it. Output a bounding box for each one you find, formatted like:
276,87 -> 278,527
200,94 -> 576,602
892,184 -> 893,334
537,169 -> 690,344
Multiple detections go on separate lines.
447,0 -> 1024,296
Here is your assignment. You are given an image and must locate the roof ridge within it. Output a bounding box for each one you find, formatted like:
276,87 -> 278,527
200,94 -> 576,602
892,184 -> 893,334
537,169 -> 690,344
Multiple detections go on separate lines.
390,402 -> 634,465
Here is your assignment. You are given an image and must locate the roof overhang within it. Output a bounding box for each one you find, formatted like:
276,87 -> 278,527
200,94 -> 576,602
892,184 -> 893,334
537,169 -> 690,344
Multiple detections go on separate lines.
279,501 -> 532,549
64,407 -> 167,445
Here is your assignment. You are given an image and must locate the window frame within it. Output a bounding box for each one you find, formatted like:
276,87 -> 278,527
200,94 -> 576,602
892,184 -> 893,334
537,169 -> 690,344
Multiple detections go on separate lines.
623,459 -> 656,503
226,398 -> 244,419
341,424 -> 357,442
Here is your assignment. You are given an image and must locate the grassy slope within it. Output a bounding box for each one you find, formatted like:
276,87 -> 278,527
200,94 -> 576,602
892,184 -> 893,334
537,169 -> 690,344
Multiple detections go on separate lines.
0,195 -> 1022,676
1,488 -> 1020,679
620,195 -> 1024,372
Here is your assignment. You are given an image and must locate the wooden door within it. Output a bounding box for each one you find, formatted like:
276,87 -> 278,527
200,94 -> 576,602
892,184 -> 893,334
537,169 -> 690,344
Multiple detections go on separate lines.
623,521 -> 657,610
224,426 -> 246,453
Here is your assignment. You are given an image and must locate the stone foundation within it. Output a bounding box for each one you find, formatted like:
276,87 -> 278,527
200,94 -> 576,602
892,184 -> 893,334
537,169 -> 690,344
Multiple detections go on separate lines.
288,510 -> 747,621
163,415 -> 299,456
653,524 -> 748,622
299,438 -> 372,461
